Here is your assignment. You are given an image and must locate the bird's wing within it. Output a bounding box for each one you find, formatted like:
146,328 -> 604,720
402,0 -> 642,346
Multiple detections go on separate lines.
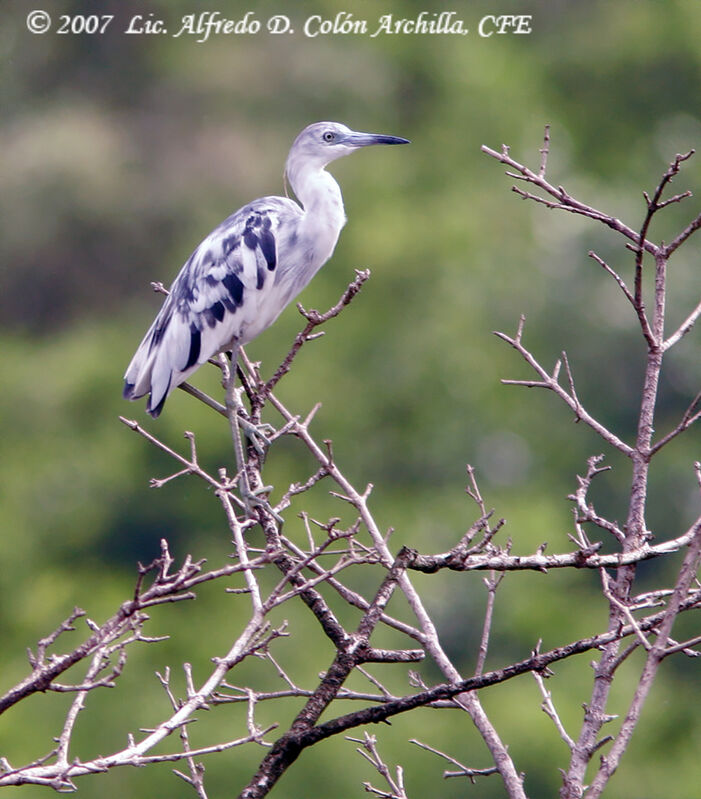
124,197 -> 301,417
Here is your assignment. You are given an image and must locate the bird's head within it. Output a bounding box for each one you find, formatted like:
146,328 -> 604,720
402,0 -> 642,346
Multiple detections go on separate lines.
287,122 -> 410,172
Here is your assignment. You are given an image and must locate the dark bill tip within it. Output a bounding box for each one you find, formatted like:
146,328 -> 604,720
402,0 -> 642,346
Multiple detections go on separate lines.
372,134 -> 411,145
345,131 -> 410,147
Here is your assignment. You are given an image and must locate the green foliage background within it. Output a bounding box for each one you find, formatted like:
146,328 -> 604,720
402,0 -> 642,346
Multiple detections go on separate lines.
1,0 -> 700,796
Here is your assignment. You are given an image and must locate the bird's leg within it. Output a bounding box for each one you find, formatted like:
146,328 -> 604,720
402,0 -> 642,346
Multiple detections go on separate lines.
222,348 -> 279,521
223,347 -> 249,493
225,350 -> 275,456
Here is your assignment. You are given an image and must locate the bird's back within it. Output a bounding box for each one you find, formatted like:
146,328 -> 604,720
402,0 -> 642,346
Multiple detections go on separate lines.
123,195 -> 305,417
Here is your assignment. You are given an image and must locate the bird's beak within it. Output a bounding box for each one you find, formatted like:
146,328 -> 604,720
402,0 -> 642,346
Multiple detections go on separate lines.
343,131 -> 410,147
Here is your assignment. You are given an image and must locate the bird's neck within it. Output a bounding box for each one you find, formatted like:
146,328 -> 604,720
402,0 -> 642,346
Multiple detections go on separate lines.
289,165 -> 346,228
289,165 -> 347,268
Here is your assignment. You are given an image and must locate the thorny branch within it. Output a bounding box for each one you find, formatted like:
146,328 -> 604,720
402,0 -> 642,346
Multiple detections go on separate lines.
484,127 -> 701,799
348,732 -> 409,799
255,268 -> 371,407
410,738 -> 499,782
4,129 -> 701,799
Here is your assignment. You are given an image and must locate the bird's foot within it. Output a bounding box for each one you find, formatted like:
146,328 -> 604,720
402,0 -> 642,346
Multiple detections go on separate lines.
227,385 -> 273,457
237,413 -> 275,457
239,481 -> 284,525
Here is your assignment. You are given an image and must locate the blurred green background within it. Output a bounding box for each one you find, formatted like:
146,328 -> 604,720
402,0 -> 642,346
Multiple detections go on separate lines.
2,0 -> 700,796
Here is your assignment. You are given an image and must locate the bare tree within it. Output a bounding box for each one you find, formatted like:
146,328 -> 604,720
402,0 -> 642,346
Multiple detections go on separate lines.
1,131 -> 699,798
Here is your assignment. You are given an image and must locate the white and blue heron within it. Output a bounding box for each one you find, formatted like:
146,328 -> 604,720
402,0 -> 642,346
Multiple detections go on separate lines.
123,121 -> 409,417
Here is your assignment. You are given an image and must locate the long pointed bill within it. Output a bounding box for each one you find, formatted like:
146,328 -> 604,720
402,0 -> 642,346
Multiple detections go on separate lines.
343,131 -> 410,147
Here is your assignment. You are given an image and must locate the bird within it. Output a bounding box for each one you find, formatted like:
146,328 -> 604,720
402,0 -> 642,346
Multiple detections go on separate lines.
123,121 -> 409,418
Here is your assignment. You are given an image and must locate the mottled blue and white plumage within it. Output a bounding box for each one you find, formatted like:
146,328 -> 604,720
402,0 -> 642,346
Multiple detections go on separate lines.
123,121 -> 409,417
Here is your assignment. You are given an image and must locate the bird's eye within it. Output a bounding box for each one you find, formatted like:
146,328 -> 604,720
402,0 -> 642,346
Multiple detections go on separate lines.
322,131 -> 336,143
